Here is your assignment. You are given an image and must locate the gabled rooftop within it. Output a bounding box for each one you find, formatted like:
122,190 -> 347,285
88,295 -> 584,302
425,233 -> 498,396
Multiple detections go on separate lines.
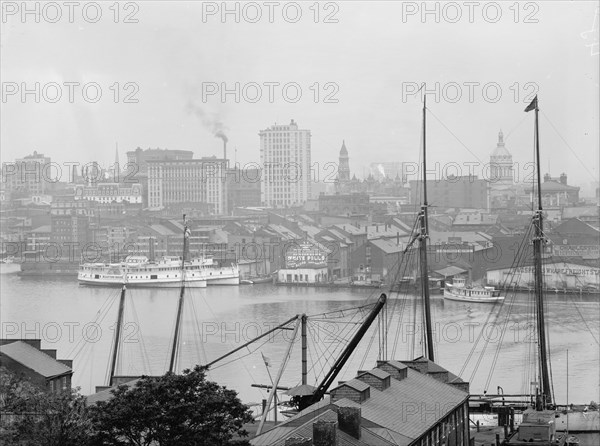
0,341 -> 72,379
251,359 -> 469,446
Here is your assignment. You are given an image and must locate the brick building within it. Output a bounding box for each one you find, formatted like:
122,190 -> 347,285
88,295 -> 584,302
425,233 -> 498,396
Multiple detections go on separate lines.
0,339 -> 73,393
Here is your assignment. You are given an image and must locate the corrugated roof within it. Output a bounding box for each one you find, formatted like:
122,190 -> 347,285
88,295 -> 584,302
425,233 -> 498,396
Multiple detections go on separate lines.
252,407 -> 396,446
252,362 -> 468,445
0,341 -> 72,378
334,366 -> 467,440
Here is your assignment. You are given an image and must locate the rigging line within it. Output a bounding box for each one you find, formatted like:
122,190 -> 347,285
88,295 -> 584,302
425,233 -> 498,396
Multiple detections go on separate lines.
67,287 -> 120,359
314,319 -> 358,345
391,281 -> 411,358
305,325 -> 320,385
483,281 -> 521,391
307,321 -> 331,384
504,112 -> 531,142
568,296 -> 600,345
469,229 -> 532,383
70,289 -> 122,362
540,110 -> 597,181
314,308 -> 366,376
188,291 -> 206,366
310,320 -> 343,386
359,316 -> 380,371
308,319 -> 343,379
426,108 -> 484,165
128,291 -> 152,374
306,302 -> 378,319
307,335 -> 319,386
392,292 -> 411,358
479,225 -> 536,387
309,319 -> 364,325
209,334 -> 276,371
104,320 -> 117,385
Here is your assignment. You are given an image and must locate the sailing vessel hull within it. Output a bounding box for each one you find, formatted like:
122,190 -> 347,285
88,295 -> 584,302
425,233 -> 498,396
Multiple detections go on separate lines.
78,277 -> 207,288
204,275 -> 240,285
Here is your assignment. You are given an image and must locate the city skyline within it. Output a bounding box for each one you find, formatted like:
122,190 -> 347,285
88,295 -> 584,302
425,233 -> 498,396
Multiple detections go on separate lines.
1,2 -> 598,194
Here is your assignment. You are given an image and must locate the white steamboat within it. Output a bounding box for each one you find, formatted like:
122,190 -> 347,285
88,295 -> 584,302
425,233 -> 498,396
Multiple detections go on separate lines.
443,277 -> 504,303
78,255 -> 239,287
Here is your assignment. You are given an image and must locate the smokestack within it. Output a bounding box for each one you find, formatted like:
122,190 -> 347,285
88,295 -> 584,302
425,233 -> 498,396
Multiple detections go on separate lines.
215,130 -> 228,167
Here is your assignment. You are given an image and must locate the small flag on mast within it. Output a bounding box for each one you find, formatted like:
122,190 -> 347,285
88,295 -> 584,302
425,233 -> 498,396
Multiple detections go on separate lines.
261,352 -> 272,367
524,96 -> 538,112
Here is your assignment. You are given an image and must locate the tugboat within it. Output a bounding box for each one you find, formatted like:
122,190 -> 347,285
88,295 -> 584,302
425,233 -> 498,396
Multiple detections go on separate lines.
443,276 -> 504,303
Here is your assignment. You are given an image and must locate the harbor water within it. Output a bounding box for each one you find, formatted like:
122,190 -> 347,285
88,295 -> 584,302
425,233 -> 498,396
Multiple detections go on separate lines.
1,274 -> 598,410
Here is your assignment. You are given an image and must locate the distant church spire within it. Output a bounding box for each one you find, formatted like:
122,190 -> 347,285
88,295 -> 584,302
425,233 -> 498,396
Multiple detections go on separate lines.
338,140 -> 350,182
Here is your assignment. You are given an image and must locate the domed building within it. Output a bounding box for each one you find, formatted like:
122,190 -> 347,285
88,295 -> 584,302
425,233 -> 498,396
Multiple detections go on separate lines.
489,130 -> 516,209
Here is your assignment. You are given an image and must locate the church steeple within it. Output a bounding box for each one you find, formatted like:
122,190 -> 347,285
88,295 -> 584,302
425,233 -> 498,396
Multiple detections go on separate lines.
338,140 -> 350,182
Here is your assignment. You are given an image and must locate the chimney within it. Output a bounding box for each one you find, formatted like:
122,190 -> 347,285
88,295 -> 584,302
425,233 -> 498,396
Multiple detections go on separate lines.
376,360 -> 408,381
338,406 -> 361,440
544,173 -> 551,182
41,349 -> 57,359
285,437 -> 312,446
356,369 -> 391,391
560,173 -> 567,185
330,379 -> 370,404
223,139 -> 227,165
313,420 -> 337,446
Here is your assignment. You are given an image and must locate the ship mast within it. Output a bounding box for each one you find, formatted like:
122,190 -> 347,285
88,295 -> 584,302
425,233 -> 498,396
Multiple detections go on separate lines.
528,96 -> 552,409
420,94 -> 435,362
169,215 -> 189,373
108,284 -> 126,386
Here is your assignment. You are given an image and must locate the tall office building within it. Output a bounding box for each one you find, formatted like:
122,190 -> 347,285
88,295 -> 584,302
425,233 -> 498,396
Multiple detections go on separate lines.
147,157 -> 227,214
2,151 -> 51,196
259,119 -> 311,207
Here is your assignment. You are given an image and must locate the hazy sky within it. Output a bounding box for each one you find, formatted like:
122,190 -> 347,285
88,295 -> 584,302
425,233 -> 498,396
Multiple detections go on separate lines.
1,1 -> 599,193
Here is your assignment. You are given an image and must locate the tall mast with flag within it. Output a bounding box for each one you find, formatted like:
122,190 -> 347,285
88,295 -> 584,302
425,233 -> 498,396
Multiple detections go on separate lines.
525,95 -> 552,410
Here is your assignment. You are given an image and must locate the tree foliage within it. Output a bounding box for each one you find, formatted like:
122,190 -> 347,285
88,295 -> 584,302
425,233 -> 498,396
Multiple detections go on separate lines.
0,366 -> 91,446
88,365 -> 254,446
1,364 -> 254,446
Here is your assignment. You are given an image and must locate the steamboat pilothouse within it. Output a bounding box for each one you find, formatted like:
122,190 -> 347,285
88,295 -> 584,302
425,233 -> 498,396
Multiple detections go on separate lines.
78,255 -> 239,287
